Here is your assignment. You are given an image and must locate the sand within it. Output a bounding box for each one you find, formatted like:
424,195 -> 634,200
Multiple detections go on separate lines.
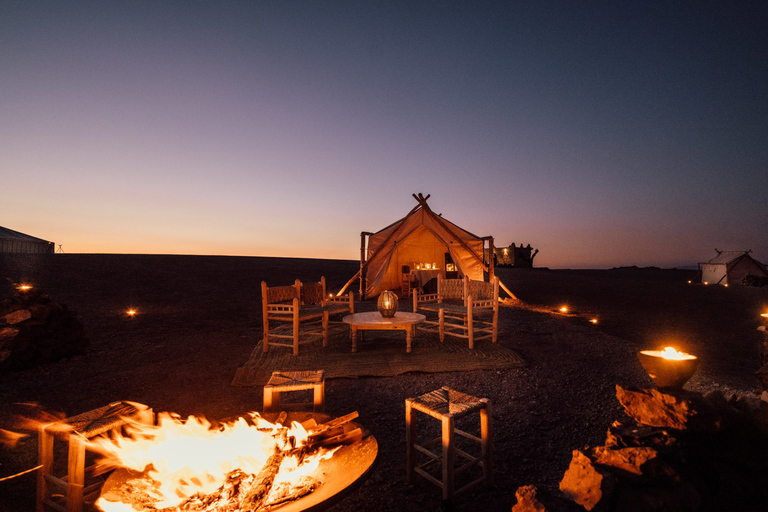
1,254 -> 766,511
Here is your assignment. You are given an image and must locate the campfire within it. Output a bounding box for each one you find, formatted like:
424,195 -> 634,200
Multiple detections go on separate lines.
91,410 -> 377,512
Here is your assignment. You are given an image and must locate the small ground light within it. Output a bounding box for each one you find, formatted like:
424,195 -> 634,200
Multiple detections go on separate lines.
559,306 -> 568,313
126,309 -> 137,317
590,318 -> 598,324
18,284 -> 32,291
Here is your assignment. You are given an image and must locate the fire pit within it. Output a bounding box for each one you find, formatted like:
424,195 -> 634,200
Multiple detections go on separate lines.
94,411 -> 377,512
637,347 -> 699,390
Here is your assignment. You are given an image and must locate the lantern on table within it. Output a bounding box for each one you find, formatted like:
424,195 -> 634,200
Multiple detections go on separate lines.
378,290 -> 398,318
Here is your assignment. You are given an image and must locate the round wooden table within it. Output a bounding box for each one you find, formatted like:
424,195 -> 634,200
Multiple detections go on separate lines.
343,311 -> 426,353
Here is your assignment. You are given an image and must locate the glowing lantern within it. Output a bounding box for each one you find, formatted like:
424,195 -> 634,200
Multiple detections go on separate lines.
377,290 -> 398,318
637,347 -> 699,390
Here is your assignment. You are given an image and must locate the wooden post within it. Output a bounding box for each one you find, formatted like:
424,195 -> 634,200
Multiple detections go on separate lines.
467,297 -> 474,349
442,414 -> 455,500
262,281 -> 270,353
481,399 -> 493,487
292,297 -> 300,356
67,435 -> 86,512
360,232 -> 367,300
36,425 -> 53,512
405,399 -> 416,484
488,236 -> 495,282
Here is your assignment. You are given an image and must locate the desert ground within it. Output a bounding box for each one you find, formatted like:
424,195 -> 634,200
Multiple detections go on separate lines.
1,254 -> 767,512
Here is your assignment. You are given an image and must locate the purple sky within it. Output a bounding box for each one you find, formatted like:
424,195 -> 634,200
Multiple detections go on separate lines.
2,1 -> 766,268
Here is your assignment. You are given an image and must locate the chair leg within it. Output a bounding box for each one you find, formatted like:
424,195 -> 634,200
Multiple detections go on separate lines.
467,302 -> 474,349
439,309 -> 445,342
293,299 -> 300,356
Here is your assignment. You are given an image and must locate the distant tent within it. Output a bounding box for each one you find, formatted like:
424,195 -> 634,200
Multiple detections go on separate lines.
698,250 -> 767,286
0,226 -> 55,254
337,193 -> 517,301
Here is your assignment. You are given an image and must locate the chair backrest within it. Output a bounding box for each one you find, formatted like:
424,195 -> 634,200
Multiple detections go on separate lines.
263,280 -> 299,304
438,277 -> 466,301
467,279 -> 493,301
301,277 -> 326,305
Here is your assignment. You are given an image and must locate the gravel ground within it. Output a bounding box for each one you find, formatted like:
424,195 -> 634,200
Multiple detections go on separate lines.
1,255 -> 766,511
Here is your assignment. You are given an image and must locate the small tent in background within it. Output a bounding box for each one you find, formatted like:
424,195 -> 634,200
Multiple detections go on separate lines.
698,250 -> 767,286
337,193 -> 517,301
0,226 -> 54,254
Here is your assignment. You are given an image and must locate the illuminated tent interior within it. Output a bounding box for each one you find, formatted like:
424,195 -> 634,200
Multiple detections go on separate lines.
351,194 -> 493,299
698,250 -> 768,286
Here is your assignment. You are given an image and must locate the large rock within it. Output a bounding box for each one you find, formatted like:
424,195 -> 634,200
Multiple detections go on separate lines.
615,386 -> 722,432
559,450 -> 616,511
0,290 -> 89,371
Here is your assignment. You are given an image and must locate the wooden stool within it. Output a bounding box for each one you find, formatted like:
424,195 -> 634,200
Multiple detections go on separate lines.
263,370 -> 325,413
37,401 -> 153,512
405,387 -> 492,500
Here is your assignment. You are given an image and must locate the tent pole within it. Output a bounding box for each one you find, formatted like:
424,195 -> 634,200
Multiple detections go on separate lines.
360,231 -> 369,300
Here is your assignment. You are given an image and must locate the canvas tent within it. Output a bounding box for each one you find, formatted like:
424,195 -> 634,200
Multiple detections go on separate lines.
0,226 -> 55,254
698,250 -> 767,286
338,193 -> 519,300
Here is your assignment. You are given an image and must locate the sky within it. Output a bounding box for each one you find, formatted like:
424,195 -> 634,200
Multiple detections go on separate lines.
2,1 -> 766,269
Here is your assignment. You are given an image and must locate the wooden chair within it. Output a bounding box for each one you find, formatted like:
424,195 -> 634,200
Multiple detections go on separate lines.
414,275 -> 499,349
262,277 -> 354,355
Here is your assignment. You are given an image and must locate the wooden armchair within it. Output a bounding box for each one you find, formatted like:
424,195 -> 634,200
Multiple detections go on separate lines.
414,275 -> 499,349
262,276 -> 354,355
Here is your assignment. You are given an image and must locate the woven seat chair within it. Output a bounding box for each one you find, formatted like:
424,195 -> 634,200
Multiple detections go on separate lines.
414,275 -> 499,349
262,277 -> 353,355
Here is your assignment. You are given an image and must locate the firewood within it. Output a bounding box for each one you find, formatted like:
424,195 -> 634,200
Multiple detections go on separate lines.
313,427 -> 363,447
307,411 -> 359,439
262,475 -> 319,510
239,431 -> 287,511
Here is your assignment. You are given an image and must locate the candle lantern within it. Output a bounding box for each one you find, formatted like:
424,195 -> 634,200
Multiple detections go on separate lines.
637,347 -> 699,390
377,290 -> 398,318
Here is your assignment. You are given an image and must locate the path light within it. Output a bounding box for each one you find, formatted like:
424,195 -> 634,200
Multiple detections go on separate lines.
126,309 -> 137,318
590,318 -> 598,325
637,347 -> 699,390
377,290 -> 398,318
559,306 -> 568,313
17,284 -> 32,292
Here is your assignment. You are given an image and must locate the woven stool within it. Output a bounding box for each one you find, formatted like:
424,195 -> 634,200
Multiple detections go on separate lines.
37,401 -> 153,512
263,370 -> 325,413
405,387 -> 492,500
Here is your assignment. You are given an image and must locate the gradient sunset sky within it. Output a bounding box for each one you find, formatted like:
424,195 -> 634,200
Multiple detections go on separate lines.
2,1 -> 766,269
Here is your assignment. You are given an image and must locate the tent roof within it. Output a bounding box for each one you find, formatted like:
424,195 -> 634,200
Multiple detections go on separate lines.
0,226 -> 52,243
700,250 -> 754,266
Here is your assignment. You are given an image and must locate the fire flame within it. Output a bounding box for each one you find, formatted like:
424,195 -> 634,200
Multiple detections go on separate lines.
659,347 -> 696,360
92,412 -> 336,511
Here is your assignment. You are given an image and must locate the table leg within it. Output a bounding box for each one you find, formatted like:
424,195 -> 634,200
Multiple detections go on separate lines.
351,326 -> 358,352
406,326 -> 412,353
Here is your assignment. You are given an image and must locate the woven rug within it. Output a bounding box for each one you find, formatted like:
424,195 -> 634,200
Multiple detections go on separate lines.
231,328 -> 527,387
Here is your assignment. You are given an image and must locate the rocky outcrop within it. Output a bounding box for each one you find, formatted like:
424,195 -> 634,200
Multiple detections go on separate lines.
0,289 -> 89,371
513,386 -> 768,512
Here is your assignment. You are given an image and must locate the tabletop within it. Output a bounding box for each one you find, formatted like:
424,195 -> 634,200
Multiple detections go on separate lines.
343,311 -> 426,326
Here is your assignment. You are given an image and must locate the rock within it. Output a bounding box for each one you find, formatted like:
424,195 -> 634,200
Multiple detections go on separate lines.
590,445 -> 678,483
605,421 -> 676,450
2,309 -> 32,325
512,485 -> 584,512
511,485 -> 546,512
559,450 -> 616,511
615,386 -> 722,432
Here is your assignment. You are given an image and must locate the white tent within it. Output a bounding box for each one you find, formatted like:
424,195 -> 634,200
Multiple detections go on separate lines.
0,226 -> 54,254
337,193 -> 522,300
699,250 -> 767,286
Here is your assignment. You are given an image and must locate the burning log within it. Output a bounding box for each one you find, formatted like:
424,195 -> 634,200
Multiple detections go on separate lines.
240,431 -> 288,511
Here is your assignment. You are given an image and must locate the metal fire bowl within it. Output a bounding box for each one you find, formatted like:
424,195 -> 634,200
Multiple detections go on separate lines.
98,412 -> 378,512
637,350 -> 700,390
